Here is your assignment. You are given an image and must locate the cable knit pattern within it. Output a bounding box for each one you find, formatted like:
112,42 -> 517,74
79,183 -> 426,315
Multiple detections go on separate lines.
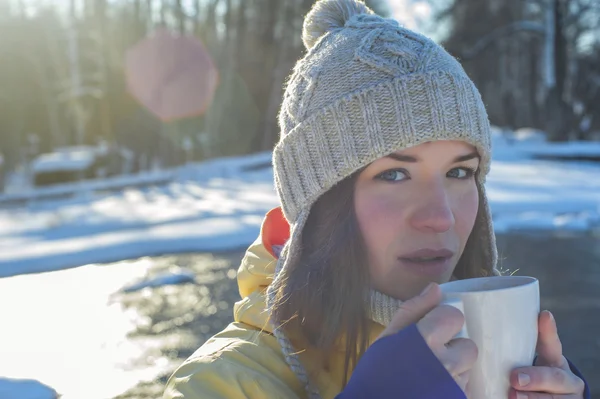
274,15 -> 492,224
268,1 -> 499,397
275,72 -> 492,222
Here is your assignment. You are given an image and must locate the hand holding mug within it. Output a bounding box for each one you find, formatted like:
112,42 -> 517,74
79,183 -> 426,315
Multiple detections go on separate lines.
509,311 -> 585,399
377,283 -> 477,395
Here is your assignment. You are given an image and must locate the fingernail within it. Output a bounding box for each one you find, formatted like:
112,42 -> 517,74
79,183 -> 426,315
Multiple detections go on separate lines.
548,311 -> 554,321
516,392 -> 528,399
421,283 -> 434,296
518,373 -> 530,387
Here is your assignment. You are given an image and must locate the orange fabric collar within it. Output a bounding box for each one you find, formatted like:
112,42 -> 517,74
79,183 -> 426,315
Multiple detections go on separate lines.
261,207 -> 291,258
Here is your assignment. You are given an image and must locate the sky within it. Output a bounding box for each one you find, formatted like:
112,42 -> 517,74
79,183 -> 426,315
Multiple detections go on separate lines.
387,0 -> 450,42
388,0 -> 433,30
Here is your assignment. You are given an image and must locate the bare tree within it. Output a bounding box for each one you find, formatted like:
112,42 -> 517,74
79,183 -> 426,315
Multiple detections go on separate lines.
174,0 -> 185,34
440,0 -> 598,140
262,0 -> 296,149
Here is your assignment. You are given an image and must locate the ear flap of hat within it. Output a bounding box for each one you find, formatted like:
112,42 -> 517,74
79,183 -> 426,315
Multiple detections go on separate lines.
265,209 -> 321,397
456,181 -> 500,279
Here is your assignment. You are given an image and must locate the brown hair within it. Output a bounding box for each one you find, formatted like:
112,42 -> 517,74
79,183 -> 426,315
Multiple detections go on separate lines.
270,170 -> 368,386
270,169 -> 493,387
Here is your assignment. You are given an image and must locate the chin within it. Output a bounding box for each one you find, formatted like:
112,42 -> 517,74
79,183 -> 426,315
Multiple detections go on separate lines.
373,266 -> 456,300
379,283 -> 424,302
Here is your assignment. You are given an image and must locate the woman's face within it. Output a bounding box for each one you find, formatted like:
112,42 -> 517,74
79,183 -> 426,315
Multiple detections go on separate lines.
354,140 -> 480,301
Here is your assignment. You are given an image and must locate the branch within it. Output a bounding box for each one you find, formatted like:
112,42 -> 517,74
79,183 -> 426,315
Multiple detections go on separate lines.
461,21 -> 545,60
161,1 -> 198,22
436,0 -> 466,22
526,0 -> 547,6
564,4 -> 593,27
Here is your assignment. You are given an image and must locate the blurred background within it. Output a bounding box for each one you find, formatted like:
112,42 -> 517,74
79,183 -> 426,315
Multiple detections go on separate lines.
0,0 -> 598,398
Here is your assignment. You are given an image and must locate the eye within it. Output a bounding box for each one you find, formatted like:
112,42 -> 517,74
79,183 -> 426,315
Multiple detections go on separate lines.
375,169 -> 409,182
447,167 -> 476,179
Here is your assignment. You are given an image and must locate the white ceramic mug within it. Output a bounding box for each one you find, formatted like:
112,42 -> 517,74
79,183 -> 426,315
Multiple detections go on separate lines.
440,276 -> 540,399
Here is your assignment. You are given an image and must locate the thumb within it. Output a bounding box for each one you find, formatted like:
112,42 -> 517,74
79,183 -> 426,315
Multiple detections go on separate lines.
378,283 -> 442,340
535,310 -> 567,369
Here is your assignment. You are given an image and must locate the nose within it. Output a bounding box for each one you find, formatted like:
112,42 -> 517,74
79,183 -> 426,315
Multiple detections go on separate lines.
408,183 -> 455,233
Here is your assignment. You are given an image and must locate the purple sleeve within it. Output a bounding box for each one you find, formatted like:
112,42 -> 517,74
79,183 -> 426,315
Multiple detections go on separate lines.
566,358 -> 591,399
335,324 -> 466,399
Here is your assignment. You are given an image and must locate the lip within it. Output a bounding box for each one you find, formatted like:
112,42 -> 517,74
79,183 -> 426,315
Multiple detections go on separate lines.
398,248 -> 455,277
400,248 -> 455,259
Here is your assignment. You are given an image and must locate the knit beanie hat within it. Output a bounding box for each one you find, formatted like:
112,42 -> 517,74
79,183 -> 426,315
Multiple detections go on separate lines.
266,0 -> 499,397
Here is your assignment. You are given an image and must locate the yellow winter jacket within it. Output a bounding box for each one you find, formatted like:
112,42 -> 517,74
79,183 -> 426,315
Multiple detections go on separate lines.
163,208 -> 385,399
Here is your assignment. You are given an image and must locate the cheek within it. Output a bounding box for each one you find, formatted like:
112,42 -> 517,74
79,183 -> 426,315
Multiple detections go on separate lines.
453,186 -> 479,240
354,189 -> 405,255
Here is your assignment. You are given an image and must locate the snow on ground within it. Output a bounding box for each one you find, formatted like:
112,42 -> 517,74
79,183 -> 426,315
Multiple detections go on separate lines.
490,128 -> 600,232
32,146 -> 98,174
0,257 -> 178,399
1,137 -> 600,277
0,133 -> 600,275
0,152 -> 278,277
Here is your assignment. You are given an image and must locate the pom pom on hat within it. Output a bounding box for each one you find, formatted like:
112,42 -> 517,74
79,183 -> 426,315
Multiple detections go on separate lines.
302,0 -> 374,50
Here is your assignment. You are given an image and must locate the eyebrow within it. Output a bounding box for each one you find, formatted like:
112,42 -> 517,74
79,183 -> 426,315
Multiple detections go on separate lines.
385,152 -> 480,163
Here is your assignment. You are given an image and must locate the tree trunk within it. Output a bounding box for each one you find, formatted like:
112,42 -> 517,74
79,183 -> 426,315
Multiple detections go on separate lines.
133,0 -> 143,36
529,39 -> 541,127
545,0 -> 571,141
159,0 -> 167,26
543,0 -> 556,91
175,0 -> 185,34
234,0 -> 247,69
261,0 -> 296,150
554,0 -> 568,102
224,0 -> 233,47
27,49 -> 64,148
205,0 -> 218,47
94,0 -> 112,142
193,0 -> 201,34
70,0 -> 78,20
146,0 -> 153,23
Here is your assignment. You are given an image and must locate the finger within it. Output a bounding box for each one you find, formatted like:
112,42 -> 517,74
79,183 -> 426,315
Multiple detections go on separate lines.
379,283 -> 442,339
509,389 -> 582,399
535,311 -> 565,369
453,370 -> 470,394
510,366 -> 586,395
464,373 -> 473,399
418,304 -> 465,347
442,337 -> 478,376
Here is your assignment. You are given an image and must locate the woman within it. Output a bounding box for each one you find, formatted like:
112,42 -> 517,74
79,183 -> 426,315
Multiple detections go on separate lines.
164,1 -> 590,398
